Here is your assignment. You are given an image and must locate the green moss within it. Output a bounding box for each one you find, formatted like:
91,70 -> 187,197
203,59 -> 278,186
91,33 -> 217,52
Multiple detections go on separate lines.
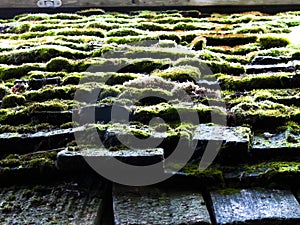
9,23 -> 31,34
86,21 -> 119,30
98,86 -> 121,100
25,85 -> 75,102
180,33 -> 198,44
15,12 -> 80,21
56,35 -> 100,44
259,36 -> 291,49
62,74 -> 82,85
206,34 -> 257,47
106,36 -> 141,44
122,46 -> 196,60
119,87 -> 172,105
178,163 -> 224,187
135,10 -> 157,19
151,66 -> 201,82
107,28 -> 144,37
157,40 -> 177,48
18,31 -> 56,40
199,50 -> 222,61
0,152 -> 57,178
60,122 -> 74,129
0,107 -> 30,125
158,33 -> 181,43
205,60 -> 245,75
0,84 -> 11,99
191,36 -> 206,50
76,8 -> 106,16
27,99 -> 69,112
0,154 -> 21,167
29,24 -> 69,32
28,157 -> 54,170
213,14 -> 255,24
124,75 -> 175,91
2,94 -> 26,108
0,46 -> 87,65
229,100 -> 294,127
277,121 -> 300,135
154,15 -> 185,24
46,57 -> 75,72
245,162 -> 300,187
0,64 -> 45,80
135,22 -> 168,31
104,73 -> 139,85
0,123 -> 54,134
292,51 -> 300,60
206,44 -> 260,55
284,19 -> 300,27
118,58 -> 170,74
133,102 -> 212,124
217,72 -> 299,91
172,23 -> 201,31
217,188 -> 241,195
235,27 -> 267,34
56,28 -> 105,37
92,45 -> 116,57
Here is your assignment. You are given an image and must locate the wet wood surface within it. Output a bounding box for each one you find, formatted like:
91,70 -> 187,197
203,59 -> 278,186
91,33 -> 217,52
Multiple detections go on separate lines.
113,184 -> 212,225
211,189 -> 300,225
1,0 -> 300,8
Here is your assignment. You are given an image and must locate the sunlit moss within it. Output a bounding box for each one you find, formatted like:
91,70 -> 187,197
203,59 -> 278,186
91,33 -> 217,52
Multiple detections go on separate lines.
0,63 -> 45,80
2,94 -> 26,108
259,35 -> 291,49
0,46 -> 87,65
151,65 -> 201,82
25,85 -> 75,102
107,28 -> 144,37
56,28 -> 105,37
206,34 -> 258,47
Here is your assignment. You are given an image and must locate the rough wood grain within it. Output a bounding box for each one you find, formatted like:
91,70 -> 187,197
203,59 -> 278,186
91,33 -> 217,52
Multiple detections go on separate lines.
0,180 -> 106,225
113,184 -> 212,225
211,189 -> 300,225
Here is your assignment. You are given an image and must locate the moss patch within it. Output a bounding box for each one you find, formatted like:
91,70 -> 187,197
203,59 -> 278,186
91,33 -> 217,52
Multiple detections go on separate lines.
259,36 -> 291,49
2,94 -> 26,108
151,66 -> 201,82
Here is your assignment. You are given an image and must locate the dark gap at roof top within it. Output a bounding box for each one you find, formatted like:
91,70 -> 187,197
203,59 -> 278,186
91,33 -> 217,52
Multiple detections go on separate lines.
0,4 -> 300,19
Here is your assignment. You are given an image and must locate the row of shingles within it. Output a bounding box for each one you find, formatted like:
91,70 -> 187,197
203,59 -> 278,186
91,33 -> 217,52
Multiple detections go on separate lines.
173,11 -> 300,224
108,125 -> 250,225
0,9 -> 294,178
109,126 -> 300,225
52,11 -> 297,224
0,11 -> 209,225
0,13 -> 114,199
203,12 -> 300,225
209,12 -> 300,184
110,114 -> 297,224
0,18 -> 88,155
0,6 -> 224,158
209,188 -> 300,225
112,184 -> 300,225
1,11 -> 298,225
0,12 -> 118,158
84,11 -> 300,225
46,18 -> 274,223
0,12 -> 129,225
0,10 -> 215,206
0,10 -> 296,177
0,176 -> 109,225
